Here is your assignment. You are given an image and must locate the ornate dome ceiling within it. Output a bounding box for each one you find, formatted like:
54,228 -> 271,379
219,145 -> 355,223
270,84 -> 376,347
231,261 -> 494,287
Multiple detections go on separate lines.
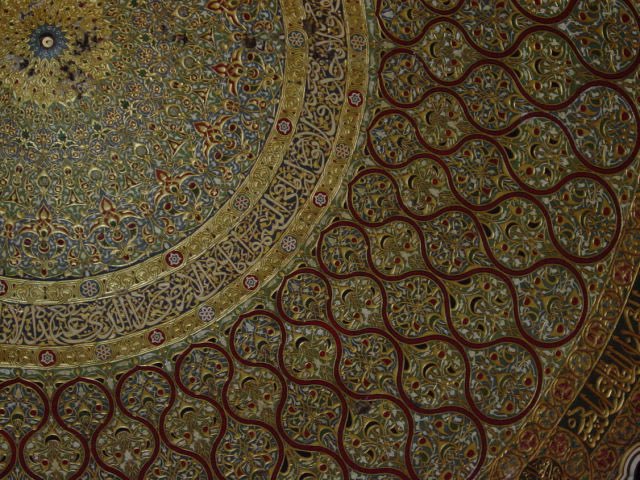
0,0 -> 638,478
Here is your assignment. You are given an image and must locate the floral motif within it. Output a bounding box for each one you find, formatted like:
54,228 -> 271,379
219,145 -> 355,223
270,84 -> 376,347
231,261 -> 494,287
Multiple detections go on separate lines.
39,350 -> 56,367
198,305 -> 216,323
288,31 -> 305,48
281,235 -> 297,253
165,251 -> 184,268
313,192 -> 329,207
148,329 -> 166,346
79,280 -> 100,298
350,34 -> 367,51
335,143 -> 351,159
95,344 -> 112,361
243,275 -> 260,291
347,90 -> 364,108
233,195 -> 251,211
276,118 -> 293,135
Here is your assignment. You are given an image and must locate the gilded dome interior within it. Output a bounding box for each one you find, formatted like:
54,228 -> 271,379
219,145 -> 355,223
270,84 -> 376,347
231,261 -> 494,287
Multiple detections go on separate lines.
0,0 -> 638,478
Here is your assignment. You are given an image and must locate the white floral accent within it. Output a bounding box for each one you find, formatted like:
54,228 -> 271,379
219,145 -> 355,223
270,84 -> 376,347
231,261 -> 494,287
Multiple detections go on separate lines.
95,344 -> 112,361
165,251 -> 184,267
281,235 -> 297,253
335,143 -> 351,159
234,195 -> 250,211
243,275 -> 259,290
276,118 -> 293,135
39,350 -> 56,366
350,34 -> 366,51
288,31 -> 305,48
198,305 -> 216,323
80,280 -> 100,297
313,192 -> 329,207
148,329 -> 166,345
347,90 -> 364,107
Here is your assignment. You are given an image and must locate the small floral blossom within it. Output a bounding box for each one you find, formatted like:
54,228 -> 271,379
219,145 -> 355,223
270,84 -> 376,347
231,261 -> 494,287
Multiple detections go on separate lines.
288,31 -> 305,48
313,191 -> 329,207
165,251 -> 184,268
350,34 -> 366,51
335,143 -> 351,159
281,235 -> 297,253
95,344 -> 112,361
243,275 -> 259,290
234,195 -> 250,211
347,90 -> 364,108
148,329 -> 166,346
276,118 -> 293,135
39,350 -> 56,367
80,280 -> 100,298
198,305 -> 216,323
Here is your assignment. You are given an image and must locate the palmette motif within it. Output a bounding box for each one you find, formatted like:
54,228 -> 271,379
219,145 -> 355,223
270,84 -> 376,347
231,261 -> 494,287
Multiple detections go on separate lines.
0,0 -> 639,479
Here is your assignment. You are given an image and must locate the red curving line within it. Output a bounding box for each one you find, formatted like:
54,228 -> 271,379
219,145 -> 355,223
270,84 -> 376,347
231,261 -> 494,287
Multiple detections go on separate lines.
276,269 -> 489,478
367,107 -> 639,175
380,46 -> 640,122
348,166 -> 622,265
51,378 -> 123,480
0,430 -> 15,479
229,310 -> 352,478
0,379 -> 50,480
313,226 -> 545,422
345,170 -> 617,268
312,226 -> 546,427
316,219 -> 589,350
510,0 -> 581,24
214,344 -> 287,480
113,367 -> 162,480
376,66 -> 640,178
234,309 -> 421,480
374,7 -> 640,80
367,127 -> 635,200
174,343 -> 234,480
147,367 -> 215,480
175,343 -> 286,480
272,284 -> 429,478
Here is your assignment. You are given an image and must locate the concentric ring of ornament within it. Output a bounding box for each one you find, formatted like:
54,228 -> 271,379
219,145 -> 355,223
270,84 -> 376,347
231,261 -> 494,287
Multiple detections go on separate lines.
0,0 -> 369,365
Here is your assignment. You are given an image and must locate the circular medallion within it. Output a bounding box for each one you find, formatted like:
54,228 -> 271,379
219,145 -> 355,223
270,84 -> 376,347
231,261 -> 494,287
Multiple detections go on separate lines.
79,279 -> 100,298
38,349 -> 56,367
95,343 -> 112,361
198,305 -> 215,323
147,329 -> 166,346
0,0 -> 368,365
164,250 -> 184,268
30,25 -> 68,59
243,274 -> 260,291
313,191 -> 329,208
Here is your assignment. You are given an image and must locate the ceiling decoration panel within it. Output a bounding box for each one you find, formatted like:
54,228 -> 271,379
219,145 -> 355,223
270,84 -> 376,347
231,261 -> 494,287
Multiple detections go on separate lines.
0,0 -> 638,478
